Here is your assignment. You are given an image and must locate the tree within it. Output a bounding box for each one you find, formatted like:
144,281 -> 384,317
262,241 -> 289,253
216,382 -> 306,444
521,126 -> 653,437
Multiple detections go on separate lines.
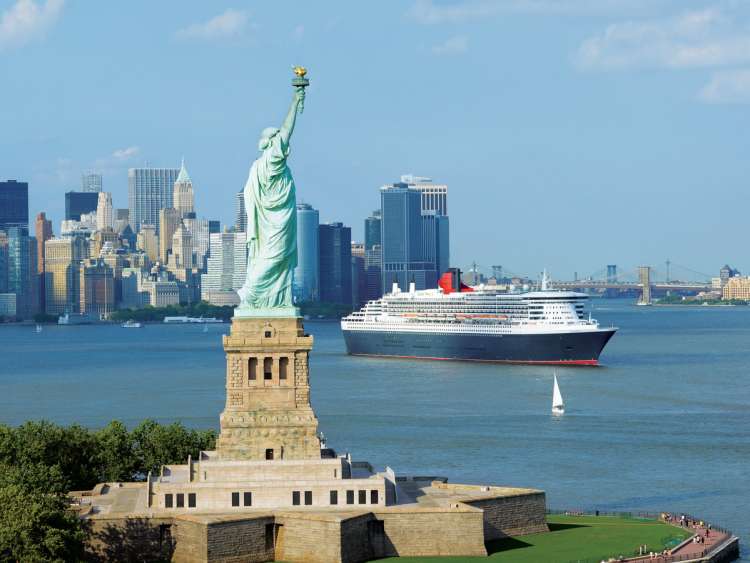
95,421 -> 136,483
11,421 -> 99,491
131,419 -> 216,477
0,462 -> 86,562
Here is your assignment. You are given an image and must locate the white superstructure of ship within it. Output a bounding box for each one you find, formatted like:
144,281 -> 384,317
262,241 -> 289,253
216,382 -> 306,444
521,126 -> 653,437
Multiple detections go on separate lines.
341,269 -> 617,365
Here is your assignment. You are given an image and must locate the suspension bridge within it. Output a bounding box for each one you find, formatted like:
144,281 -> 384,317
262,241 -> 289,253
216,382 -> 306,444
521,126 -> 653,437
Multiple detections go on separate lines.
463,262 -> 716,305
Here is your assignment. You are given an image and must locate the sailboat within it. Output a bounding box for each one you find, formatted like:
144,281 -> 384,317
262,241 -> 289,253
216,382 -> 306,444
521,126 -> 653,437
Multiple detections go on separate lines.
552,374 -> 565,415
35,324 -> 43,333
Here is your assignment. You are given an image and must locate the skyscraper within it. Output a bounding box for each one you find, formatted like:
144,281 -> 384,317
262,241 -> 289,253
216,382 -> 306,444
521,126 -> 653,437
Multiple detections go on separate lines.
170,222 -> 194,270
0,233 -> 7,291
318,222 -> 352,305
201,231 -> 247,305
81,171 -> 103,193
351,242 -> 366,308
35,213 -> 53,311
420,212 -> 450,277
65,191 -> 99,221
364,210 -> 383,301
45,238 -> 83,315
0,180 -> 29,231
191,218 -> 218,271
136,225 -> 159,262
173,159 -> 195,217
294,203 -> 319,303
128,167 -> 180,233
158,208 -> 181,264
7,227 -> 31,318
380,183 -> 437,292
79,258 -> 114,317
364,209 -> 381,251
235,189 -> 247,232
400,174 -> 448,215
96,192 -> 113,231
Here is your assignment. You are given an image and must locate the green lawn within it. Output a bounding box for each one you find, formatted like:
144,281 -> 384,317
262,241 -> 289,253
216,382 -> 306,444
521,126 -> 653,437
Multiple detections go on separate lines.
376,515 -> 692,563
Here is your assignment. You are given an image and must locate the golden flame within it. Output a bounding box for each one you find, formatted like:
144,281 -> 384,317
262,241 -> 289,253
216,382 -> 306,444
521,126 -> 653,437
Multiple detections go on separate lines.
293,66 -> 307,78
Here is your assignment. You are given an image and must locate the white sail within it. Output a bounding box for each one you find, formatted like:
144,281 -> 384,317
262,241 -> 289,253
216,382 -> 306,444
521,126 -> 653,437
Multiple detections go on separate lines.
552,374 -> 564,413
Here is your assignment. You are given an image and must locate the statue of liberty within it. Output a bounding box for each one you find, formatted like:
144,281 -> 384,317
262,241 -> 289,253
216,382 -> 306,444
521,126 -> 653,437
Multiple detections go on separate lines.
236,72 -> 307,317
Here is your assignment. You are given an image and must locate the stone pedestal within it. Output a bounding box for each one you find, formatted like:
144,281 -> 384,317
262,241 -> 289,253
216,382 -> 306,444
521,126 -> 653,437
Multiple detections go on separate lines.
215,316 -> 321,460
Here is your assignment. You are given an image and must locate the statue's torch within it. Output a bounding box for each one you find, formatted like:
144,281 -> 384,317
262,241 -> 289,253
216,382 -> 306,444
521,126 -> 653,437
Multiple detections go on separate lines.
292,66 -> 309,114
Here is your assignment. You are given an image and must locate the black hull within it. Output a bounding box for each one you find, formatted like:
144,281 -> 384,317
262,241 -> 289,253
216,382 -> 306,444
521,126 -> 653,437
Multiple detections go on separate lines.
342,328 -> 616,365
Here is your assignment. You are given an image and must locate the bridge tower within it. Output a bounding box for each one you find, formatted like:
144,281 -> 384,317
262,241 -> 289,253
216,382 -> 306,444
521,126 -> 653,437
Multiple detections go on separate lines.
638,266 -> 652,305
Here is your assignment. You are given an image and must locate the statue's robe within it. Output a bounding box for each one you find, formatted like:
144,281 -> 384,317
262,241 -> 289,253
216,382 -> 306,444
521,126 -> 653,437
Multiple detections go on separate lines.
238,134 -> 297,309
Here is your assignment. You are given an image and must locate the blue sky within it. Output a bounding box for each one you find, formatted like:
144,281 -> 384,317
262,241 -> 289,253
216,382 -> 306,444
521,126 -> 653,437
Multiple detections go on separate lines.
1,0 -> 749,281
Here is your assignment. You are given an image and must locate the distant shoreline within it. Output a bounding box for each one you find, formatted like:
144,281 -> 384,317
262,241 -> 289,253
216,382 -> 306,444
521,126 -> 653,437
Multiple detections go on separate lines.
653,302 -> 737,308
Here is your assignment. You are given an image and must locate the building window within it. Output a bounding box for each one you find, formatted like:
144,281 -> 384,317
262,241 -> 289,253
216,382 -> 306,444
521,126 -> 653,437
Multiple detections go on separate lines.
304,491 -> 312,505
265,448 -> 274,460
232,492 -> 240,507
279,357 -> 288,380
243,492 -> 252,506
292,491 -> 300,505
264,357 -> 273,380
358,490 -> 366,504
370,490 -> 378,504
165,494 -> 173,508
248,358 -> 257,381
188,493 -> 196,508
330,490 -> 338,505
176,493 -> 184,508
346,490 -> 354,505
264,330 -> 272,338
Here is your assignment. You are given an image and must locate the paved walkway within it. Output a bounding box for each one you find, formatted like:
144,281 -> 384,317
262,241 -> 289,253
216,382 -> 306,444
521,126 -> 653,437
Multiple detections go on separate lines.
628,516 -> 730,562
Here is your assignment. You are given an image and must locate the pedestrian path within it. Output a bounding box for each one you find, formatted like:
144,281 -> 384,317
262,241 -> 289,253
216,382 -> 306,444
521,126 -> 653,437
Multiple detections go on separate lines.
628,514 -> 730,562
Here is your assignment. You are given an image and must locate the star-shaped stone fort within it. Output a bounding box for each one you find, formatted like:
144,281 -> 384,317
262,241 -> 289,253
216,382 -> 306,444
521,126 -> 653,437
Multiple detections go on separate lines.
74,315 -> 547,562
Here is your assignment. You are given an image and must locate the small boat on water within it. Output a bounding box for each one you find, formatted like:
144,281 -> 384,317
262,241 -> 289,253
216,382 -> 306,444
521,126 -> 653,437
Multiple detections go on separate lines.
552,374 -> 565,415
122,320 -> 142,328
202,325 -> 208,333
35,324 -> 43,333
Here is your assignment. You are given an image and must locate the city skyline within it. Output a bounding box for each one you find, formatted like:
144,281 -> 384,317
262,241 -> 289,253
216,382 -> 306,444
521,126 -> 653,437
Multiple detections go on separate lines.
2,1 -> 750,278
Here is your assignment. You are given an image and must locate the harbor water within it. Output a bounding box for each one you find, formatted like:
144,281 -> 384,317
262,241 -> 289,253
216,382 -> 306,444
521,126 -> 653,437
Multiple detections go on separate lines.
1,299 -> 748,559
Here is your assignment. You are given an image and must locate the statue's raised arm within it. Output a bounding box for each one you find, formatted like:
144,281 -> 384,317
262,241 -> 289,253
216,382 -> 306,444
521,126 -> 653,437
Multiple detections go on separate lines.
280,88 -> 305,147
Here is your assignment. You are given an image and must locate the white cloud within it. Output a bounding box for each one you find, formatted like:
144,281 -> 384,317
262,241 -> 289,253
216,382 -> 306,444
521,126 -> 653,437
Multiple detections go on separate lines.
112,146 -> 140,161
432,35 -> 469,55
699,69 -> 750,103
176,9 -> 248,41
575,8 -> 750,71
0,0 -> 63,51
408,0 -> 660,24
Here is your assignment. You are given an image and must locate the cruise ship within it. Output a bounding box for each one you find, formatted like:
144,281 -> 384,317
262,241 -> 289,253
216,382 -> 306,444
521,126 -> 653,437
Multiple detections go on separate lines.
341,269 -> 616,365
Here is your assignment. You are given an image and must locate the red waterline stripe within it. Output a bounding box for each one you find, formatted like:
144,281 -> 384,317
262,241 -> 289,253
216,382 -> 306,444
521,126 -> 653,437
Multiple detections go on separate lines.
349,353 -> 599,366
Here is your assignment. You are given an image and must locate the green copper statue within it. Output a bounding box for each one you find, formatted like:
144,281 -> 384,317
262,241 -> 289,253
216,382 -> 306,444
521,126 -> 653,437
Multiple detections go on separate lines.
236,69 -> 308,317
